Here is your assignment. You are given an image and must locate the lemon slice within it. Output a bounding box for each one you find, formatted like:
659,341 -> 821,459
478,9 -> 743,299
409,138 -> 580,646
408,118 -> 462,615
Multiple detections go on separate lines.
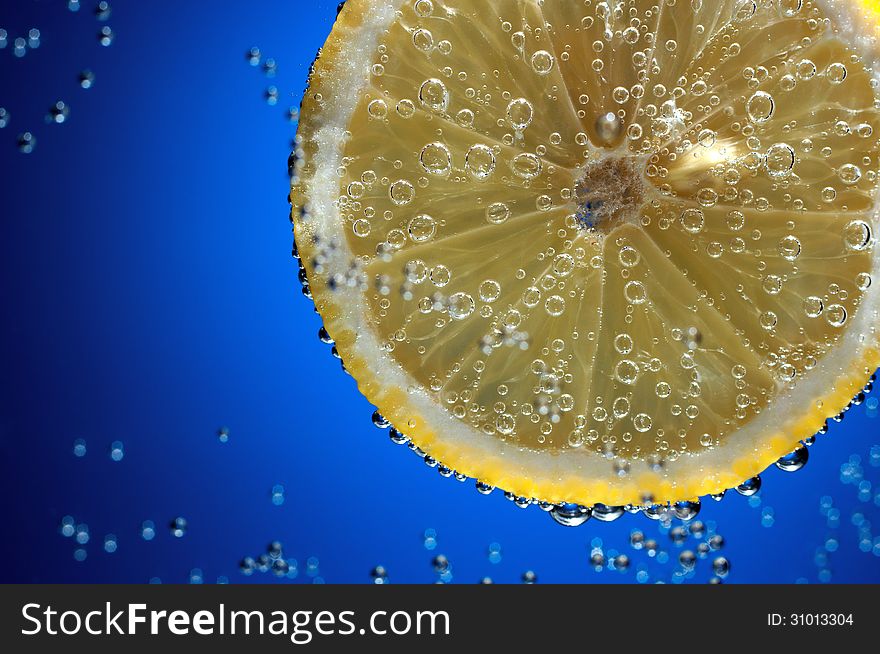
291,0 -> 880,507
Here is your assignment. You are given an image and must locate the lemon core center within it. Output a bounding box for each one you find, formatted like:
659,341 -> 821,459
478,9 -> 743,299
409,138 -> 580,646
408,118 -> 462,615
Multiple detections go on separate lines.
574,154 -> 647,233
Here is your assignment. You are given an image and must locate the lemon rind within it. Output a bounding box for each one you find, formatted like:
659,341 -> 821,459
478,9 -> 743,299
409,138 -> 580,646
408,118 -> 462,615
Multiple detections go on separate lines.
291,0 -> 880,506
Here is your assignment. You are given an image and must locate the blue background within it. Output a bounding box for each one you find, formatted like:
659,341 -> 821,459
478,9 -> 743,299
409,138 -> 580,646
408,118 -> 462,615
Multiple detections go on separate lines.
1,0 -> 879,584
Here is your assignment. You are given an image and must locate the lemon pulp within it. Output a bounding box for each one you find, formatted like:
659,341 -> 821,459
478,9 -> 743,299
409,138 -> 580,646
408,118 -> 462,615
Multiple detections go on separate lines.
292,0 -> 880,506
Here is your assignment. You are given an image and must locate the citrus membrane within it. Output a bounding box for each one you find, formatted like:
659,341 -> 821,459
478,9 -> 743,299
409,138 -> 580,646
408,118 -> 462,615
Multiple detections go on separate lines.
291,0 -> 880,507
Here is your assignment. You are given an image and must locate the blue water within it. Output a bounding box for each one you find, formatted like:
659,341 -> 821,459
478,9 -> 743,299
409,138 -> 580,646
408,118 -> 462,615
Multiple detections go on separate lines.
1,1 -> 879,584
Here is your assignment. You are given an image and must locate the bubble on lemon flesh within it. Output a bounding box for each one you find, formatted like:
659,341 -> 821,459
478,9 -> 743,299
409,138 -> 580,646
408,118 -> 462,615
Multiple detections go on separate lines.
291,0 -> 880,506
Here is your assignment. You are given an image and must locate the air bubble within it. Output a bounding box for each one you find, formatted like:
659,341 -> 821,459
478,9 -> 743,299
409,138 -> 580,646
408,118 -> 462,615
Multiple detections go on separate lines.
778,0 -> 803,18
746,91 -> 774,123
796,59 -> 816,80
414,0 -> 433,18
595,112 -> 622,144
479,280 -> 501,303
430,265 -> 451,287
843,220 -> 871,251
777,234 -> 801,261
412,28 -> 434,52
838,164 -> 862,186
623,281 -> 647,304
170,517 -> 188,537
530,50 -> 555,75
506,98 -> 534,131
465,144 -> 497,180
486,202 -> 511,224
419,79 -> 449,112
726,210 -> 745,231
780,74 -> 797,91
17,132 -> 36,154
763,275 -> 782,295
803,296 -> 824,318
98,25 -> 114,46
553,253 -> 575,276
825,304 -> 847,327
633,413 -> 653,433
680,208 -> 704,234
856,123 -> 873,138
511,153 -> 542,179
698,129 -> 716,147
396,99 -> 416,118
368,99 -> 388,119
419,142 -> 452,175
765,143 -> 795,178
619,246 -> 641,268
389,180 -> 415,205
545,295 -> 566,317
109,440 -> 124,461
776,446 -> 809,472
408,214 -> 436,242
615,359 -> 640,385
448,293 -> 475,320
826,62 -> 847,84
95,1 -> 111,20
759,311 -> 778,330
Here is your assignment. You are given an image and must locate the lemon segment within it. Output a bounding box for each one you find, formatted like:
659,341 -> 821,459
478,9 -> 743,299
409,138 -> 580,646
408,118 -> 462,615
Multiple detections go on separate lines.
292,0 -> 880,506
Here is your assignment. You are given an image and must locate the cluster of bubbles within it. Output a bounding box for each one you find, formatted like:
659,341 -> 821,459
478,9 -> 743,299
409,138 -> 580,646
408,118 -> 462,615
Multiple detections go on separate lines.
6,2 -> 110,154
0,27 -> 41,58
56,412 -> 320,582
239,542 -> 323,583
98,25 -> 114,47
59,516 -> 122,561
271,483 -> 286,506
377,518 -> 730,584
140,516 -> 191,541
588,518 -> 729,584
109,440 -> 124,461
369,533 -> 520,585
795,396 -> 880,582
38,0 -> 880,586
304,323 -> 875,524
51,383 -> 877,583
244,45 -> 299,125
70,437 -> 127,461
59,516 -> 91,562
